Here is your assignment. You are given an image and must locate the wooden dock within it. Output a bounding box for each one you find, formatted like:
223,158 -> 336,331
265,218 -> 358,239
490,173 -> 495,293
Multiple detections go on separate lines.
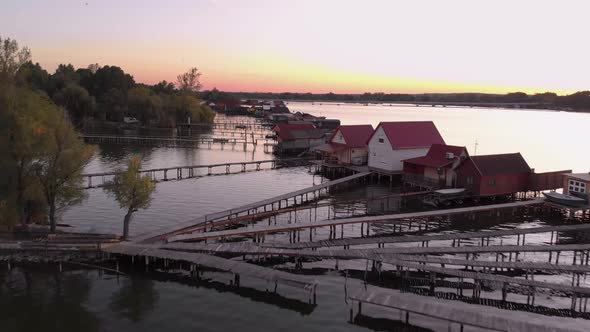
103,243 -> 317,292
82,158 -> 307,188
168,199 -> 546,242
349,289 -> 589,332
264,223 -> 590,249
132,171 -> 372,243
82,134 -> 275,150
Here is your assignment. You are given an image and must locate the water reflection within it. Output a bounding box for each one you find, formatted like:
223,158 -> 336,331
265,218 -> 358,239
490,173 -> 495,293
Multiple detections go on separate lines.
109,277 -> 159,322
0,266 -> 99,332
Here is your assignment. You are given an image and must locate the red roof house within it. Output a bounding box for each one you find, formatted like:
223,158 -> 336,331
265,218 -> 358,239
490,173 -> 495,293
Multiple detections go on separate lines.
272,123 -> 327,154
454,153 -> 531,196
367,121 -> 445,173
312,125 -> 374,165
403,144 -> 469,188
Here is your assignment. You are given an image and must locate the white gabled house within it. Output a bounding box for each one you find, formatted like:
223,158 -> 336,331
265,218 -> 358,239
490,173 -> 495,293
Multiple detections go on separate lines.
367,121 -> 445,174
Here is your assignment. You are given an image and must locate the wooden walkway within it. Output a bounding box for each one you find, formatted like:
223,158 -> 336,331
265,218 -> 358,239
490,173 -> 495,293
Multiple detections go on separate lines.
161,242 -> 590,298
82,134 -> 275,149
168,199 -> 546,242
349,289 -> 589,332
103,243 -> 317,291
163,242 -> 590,260
264,223 -> 590,249
82,158 -> 306,188
132,171 -> 372,243
394,255 -> 590,274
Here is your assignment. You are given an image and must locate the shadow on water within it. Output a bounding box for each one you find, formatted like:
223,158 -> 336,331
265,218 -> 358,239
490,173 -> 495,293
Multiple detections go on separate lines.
0,265 -> 100,332
351,314 -> 433,332
136,269 -> 317,316
109,277 -> 159,322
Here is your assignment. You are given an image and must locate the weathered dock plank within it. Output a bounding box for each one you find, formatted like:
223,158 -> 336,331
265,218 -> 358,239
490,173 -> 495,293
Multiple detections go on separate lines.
263,223 -> 590,249
133,171 -> 372,243
394,255 -> 590,273
163,242 -> 590,259
349,289 -> 589,332
103,243 -> 317,291
168,198 -> 545,242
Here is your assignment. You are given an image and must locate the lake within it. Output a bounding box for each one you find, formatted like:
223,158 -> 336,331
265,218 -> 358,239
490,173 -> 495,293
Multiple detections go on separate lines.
2,105 -> 590,332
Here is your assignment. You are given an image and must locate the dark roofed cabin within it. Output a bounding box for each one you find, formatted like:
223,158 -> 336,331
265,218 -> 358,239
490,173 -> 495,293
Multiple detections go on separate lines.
403,144 -> 469,189
455,153 -> 531,196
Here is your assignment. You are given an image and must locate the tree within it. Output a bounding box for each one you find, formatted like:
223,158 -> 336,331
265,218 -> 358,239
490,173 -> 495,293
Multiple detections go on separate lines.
103,155 -> 155,240
176,67 -> 202,93
33,111 -> 94,233
0,36 -> 31,81
127,86 -> 163,124
0,84 -> 52,227
53,83 -> 96,127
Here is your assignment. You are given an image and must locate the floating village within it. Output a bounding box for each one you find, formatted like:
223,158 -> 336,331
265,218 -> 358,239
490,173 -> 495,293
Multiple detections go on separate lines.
4,99 -> 590,332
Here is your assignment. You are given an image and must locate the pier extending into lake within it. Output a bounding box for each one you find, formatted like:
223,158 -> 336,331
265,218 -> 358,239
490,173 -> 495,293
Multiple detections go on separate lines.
82,158 -> 307,188
103,243 -> 317,296
132,171 -> 372,243
82,134 -> 276,150
167,198 -> 545,242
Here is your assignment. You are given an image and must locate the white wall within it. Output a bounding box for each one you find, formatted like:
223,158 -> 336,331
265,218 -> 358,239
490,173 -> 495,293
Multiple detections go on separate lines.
331,129 -> 346,144
368,126 -> 429,172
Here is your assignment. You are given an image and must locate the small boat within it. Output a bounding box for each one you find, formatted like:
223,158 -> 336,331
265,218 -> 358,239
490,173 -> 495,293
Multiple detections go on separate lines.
423,188 -> 467,207
543,192 -> 587,207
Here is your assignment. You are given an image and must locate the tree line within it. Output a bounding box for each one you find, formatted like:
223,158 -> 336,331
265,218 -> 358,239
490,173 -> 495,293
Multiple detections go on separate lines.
15,60 -> 214,130
211,91 -> 590,111
1,36 -> 158,238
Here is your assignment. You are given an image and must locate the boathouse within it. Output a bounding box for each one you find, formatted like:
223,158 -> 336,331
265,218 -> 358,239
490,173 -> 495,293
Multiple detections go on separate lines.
402,144 -> 469,189
312,125 -> 374,165
367,121 -> 445,174
272,123 -> 327,154
454,153 -> 531,196
563,173 -> 590,202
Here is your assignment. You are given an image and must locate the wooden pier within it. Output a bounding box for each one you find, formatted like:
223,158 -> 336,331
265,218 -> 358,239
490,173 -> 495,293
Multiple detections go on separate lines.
132,171 -> 372,243
82,134 -> 275,150
264,223 -> 590,249
82,158 -> 307,188
103,243 -> 317,293
167,198 -> 545,242
349,289 -> 589,332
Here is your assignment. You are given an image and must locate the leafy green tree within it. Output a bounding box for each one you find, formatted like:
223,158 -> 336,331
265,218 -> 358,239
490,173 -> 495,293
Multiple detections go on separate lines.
127,86 -> 163,124
0,36 -> 31,81
33,111 -> 95,233
49,64 -> 80,95
176,67 -> 202,93
53,83 -> 96,127
15,61 -> 50,92
152,80 -> 175,95
103,155 -> 155,240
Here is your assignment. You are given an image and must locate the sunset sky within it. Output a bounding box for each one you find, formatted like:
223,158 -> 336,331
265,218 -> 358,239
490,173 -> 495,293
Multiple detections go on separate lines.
2,0 -> 589,94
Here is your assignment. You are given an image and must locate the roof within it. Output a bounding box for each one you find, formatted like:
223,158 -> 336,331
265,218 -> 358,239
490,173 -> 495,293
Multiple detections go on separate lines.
467,153 -> 531,176
272,123 -> 315,140
312,142 -> 348,153
368,121 -> 445,149
329,125 -> 374,147
403,144 -> 468,168
566,173 -> 590,182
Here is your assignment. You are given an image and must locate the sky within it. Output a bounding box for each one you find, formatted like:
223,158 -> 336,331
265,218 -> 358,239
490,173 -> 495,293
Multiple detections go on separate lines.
1,0 -> 589,94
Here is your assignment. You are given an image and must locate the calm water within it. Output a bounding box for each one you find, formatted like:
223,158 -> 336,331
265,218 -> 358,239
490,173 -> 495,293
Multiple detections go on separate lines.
3,106 -> 590,332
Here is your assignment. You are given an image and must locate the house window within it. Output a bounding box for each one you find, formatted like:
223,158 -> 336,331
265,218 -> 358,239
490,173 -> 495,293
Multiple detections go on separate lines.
466,176 -> 474,185
488,179 -> 496,186
569,179 -> 587,193
378,137 -> 384,143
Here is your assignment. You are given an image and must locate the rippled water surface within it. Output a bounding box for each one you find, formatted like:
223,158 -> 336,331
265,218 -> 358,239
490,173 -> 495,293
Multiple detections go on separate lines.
4,107 -> 590,332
